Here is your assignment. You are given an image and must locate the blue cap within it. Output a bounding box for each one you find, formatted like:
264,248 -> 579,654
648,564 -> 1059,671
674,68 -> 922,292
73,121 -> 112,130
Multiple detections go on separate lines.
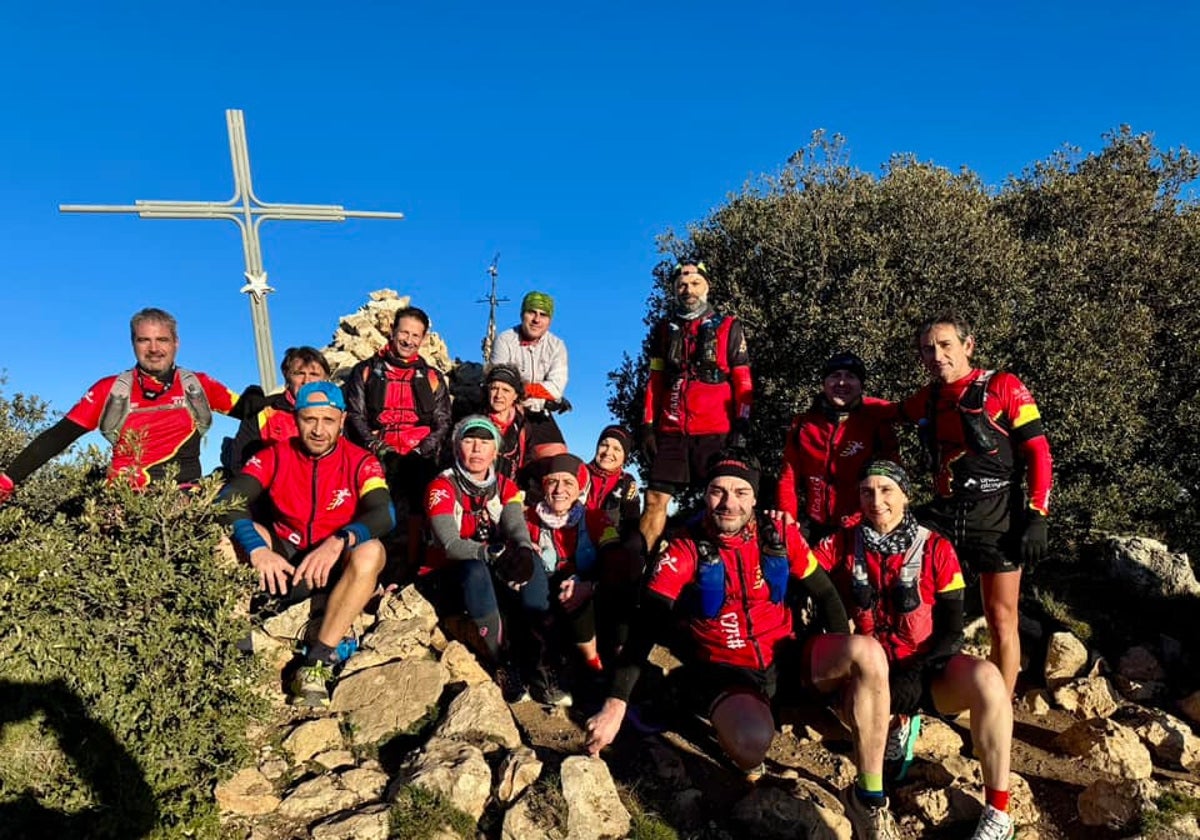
295,381 -> 345,412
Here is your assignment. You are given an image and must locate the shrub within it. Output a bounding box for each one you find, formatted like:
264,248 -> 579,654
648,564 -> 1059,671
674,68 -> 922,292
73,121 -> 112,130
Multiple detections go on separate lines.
0,387 -> 264,838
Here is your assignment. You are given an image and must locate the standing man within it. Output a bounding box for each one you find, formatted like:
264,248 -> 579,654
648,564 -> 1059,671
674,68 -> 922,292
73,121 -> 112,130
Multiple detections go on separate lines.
0,307 -> 242,498
776,352 -> 899,543
344,306 -> 451,568
638,260 -> 753,553
224,345 -> 331,471
219,382 -> 394,707
586,452 -> 900,839
489,291 -> 570,454
895,312 -> 1052,696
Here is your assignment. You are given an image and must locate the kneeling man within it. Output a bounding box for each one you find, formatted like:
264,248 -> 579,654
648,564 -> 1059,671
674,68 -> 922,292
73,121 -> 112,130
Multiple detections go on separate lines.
220,382 -> 394,707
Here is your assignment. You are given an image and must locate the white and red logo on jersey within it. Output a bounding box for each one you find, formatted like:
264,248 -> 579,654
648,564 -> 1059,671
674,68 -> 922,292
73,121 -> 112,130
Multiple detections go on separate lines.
327,488 -> 352,511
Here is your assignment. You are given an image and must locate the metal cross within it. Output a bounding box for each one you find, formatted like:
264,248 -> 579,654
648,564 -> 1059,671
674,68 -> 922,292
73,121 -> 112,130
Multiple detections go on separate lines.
60,109 -> 405,392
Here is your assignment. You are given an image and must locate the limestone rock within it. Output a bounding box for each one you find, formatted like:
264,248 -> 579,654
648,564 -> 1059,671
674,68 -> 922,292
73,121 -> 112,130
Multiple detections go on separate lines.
1052,676 -> 1121,719
311,803 -> 392,840
560,755 -> 632,840
898,784 -> 983,827
441,640 -> 492,686
331,658 -> 446,745
432,681 -> 522,751
399,737 -> 492,821
258,757 -> 288,781
1104,535 -> 1200,598
339,617 -> 433,675
1054,718 -> 1153,779
1180,690 -> 1200,726
502,793 -> 555,840
215,767 -> 280,816
278,775 -> 363,822
1008,772 -> 1041,829
283,718 -> 344,765
731,782 -> 851,840
377,584 -> 440,628
1119,645 -> 1167,682
915,716 -> 964,762
1021,689 -> 1052,716
497,746 -> 543,804
262,599 -> 313,642
1078,777 -> 1162,829
1121,707 -> 1200,771
314,749 -> 357,771
340,766 -> 389,801
1045,631 -> 1089,689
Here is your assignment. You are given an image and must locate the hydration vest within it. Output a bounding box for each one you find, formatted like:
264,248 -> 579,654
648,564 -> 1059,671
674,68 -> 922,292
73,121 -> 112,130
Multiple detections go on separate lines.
97,368 -> 213,445
920,370 -> 1015,495
665,313 -> 729,385
362,356 -> 438,428
690,514 -> 789,618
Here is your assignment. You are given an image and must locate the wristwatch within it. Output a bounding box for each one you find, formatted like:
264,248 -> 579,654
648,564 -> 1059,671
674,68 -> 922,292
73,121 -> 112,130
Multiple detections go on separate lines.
334,528 -> 354,548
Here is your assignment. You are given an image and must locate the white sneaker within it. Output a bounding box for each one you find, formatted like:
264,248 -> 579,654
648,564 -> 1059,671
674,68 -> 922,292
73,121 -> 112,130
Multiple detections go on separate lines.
841,787 -> 902,840
969,805 -> 1014,840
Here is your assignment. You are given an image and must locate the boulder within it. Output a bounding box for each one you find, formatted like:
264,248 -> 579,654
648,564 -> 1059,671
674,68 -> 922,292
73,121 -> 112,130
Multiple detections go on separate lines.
1020,689 -> 1052,716
432,681 -> 522,751
1104,535 -> 1200,598
1180,690 -> 1200,726
1044,631 -> 1089,689
278,775 -> 363,822
731,782 -> 851,840
311,804 -> 392,840
496,746 -> 543,804
1054,718 -> 1153,779
313,750 -> 357,771
440,640 -> 492,686
1077,777 -> 1161,829
1052,676 -> 1121,719
560,755 -> 631,840
1121,707 -> 1200,771
261,599 -> 313,642
282,718 -> 343,765
915,716 -> 965,762
376,585 -> 440,630
331,658 -> 447,745
1113,674 -> 1166,703
502,793 -> 555,840
398,737 -> 492,821
339,617 -> 433,675
214,767 -> 280,816
340,767 -> 389,801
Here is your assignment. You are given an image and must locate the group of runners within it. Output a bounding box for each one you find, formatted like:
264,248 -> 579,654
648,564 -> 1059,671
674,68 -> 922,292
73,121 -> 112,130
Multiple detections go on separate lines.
0,260 -> 1052,840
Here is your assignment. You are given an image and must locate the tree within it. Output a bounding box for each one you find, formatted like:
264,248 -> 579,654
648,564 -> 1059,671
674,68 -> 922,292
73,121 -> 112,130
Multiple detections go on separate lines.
609,129 -> 1200,560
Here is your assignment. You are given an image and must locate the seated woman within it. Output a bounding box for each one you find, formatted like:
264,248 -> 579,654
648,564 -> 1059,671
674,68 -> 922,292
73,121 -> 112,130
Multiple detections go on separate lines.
583,425 -> 644,657
814,460 -> 1015,840
525,453 -> 613,692
421,414 -> 560,704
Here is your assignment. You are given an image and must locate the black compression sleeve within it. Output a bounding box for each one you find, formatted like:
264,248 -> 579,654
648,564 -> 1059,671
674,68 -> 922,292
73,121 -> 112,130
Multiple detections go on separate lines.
353,486 -> 396,540
607,591 -> 675,703
5,418 -> 89,483
922,590 -> 965,665
794,567 -> 851,634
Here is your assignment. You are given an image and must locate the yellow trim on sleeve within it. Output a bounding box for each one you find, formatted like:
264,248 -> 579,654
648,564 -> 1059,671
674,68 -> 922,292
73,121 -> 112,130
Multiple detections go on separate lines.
648,357 -> 665,372
361,476 -> 389,495
1010,404 -> 1041,429
938,571 -> 966,593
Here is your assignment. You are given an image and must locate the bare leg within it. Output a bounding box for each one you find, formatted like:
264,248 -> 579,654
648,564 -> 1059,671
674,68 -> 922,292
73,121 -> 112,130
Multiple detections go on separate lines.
316,540 -> 386,648
809,634 -> 890,777
711,691 -> 776,771
930,654 -> 1012,792
638,489 -> 672,556
980,570 -> 1022,696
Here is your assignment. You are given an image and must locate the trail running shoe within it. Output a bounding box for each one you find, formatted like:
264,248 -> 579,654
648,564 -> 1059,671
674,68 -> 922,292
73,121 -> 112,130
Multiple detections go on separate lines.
841,787 -> 902,840
495,663 -> 531,704
884,713 -> 921,781
529,668 -> 573,707
289,661 -> 335,708
969,805 -> 1015,840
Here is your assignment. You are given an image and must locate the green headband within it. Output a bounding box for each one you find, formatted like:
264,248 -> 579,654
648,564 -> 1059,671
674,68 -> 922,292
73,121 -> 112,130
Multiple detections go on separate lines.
522,291 -> 555,317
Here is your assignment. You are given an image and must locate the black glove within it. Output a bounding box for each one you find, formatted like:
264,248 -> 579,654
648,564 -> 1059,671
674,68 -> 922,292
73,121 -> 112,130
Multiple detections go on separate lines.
232,385 -> 267,421
545,398 -> 572,414
488,543 -> 536,588
639,424 -> 657,462
1021,510 -> 1048,568
726,417 -> 751,451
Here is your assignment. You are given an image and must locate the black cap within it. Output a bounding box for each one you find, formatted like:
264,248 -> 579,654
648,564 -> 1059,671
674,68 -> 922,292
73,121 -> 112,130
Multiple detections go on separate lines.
822,351 -> 867,383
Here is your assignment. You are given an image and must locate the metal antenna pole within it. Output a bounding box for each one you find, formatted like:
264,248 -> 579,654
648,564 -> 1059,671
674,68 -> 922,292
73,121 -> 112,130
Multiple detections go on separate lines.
60,109 -> 406,391
478,252 -> 508,361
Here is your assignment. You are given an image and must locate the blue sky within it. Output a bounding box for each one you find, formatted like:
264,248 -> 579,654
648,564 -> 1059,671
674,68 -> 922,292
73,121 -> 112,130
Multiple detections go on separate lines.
2,2 -> 1197,468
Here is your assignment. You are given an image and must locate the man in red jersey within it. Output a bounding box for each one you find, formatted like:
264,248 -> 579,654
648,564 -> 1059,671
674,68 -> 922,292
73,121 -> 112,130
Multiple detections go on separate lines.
638,260 -> 753,553
219,382 -> 394,707
777,352 -> 899,543
0,307 -> 244,498
893,312 -> 1052,697
224,345 -> 330,471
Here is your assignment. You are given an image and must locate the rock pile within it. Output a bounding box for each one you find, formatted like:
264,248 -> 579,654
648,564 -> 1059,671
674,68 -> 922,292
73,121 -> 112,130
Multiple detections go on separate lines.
320,290 -> 454,380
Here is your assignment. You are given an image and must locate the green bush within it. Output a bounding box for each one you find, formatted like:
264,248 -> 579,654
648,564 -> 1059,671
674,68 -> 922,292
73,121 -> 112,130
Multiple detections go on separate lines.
0,386 -> 264,838
610,128 -> 1200,563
